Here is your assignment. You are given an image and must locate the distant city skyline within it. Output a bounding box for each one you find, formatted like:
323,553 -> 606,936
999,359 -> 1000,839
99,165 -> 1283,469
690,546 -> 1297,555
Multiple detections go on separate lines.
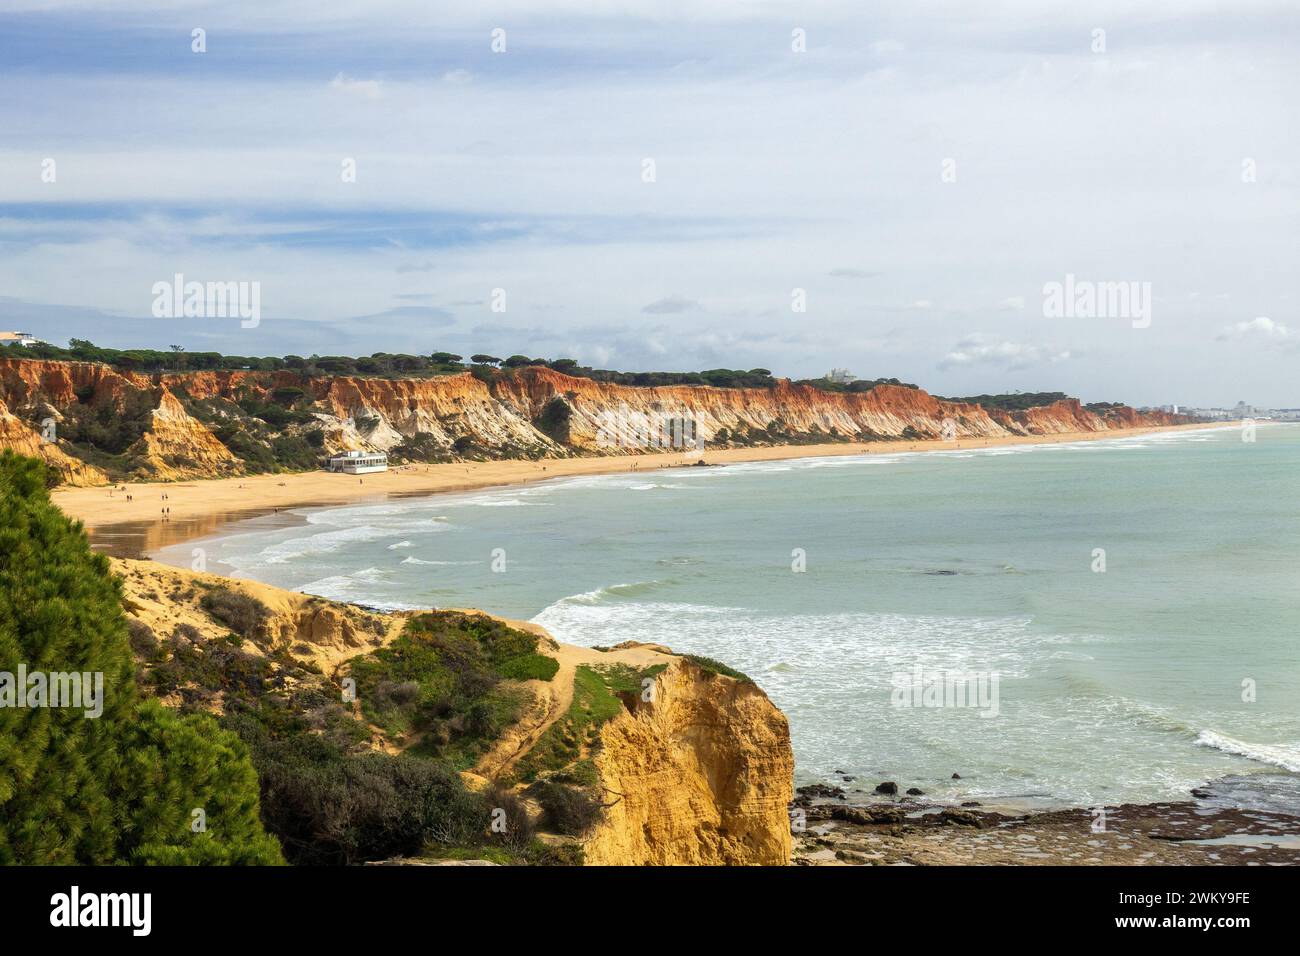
0,1 -> 1296,406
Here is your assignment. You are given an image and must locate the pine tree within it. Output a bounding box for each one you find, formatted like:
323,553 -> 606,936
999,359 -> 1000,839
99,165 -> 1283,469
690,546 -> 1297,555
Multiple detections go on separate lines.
119,701 -> 284,865
0,451 -> 283,864
0,451 -> 133,863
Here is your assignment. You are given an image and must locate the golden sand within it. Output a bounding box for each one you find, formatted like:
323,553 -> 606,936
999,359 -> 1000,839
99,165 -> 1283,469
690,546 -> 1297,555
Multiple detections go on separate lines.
55,422 -> 1229,557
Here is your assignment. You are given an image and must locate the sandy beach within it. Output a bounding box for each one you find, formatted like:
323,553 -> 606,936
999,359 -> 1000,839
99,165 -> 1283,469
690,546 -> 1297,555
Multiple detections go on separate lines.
54,422 -> 1229,557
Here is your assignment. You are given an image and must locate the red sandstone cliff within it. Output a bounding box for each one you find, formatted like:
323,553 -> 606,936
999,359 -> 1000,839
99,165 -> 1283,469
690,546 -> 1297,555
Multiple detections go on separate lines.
0,357 -> 1197,483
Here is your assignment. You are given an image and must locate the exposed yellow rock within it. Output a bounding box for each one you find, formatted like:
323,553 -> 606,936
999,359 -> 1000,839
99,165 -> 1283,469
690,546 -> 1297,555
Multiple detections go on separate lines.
584,657 -> 795,866
110,557 -> 397,673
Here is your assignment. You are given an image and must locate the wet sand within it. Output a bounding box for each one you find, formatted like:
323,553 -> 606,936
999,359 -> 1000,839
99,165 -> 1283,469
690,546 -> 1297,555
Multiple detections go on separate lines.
56,422 -> 1230,558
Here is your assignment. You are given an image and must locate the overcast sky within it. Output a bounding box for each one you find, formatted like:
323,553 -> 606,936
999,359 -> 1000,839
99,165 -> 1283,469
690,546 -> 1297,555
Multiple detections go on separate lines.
0,1 -> 1296,406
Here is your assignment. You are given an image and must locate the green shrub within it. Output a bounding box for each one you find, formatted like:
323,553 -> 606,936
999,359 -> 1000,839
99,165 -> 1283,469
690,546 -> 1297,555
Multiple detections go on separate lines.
199,588 -> 271,640
483,784 -> 534,850
536,397 -> 573,442
239,726 -> 486,866
496,653 -> 560,682
528,780 -> 603,835
347,612 -> 555,767
126,618 -> 160,659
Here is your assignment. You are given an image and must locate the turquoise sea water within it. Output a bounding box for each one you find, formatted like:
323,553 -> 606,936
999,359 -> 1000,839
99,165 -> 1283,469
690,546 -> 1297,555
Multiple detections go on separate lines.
158,425 -> 1300,808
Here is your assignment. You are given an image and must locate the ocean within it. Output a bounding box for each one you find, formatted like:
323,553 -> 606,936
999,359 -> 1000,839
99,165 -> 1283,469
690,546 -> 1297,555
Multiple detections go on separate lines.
156,424 -> 1300,809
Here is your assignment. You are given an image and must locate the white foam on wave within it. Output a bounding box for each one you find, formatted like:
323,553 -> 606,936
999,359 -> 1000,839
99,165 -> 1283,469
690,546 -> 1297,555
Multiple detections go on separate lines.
298,566 -> 391,600
232,519 -> 446,567
400,556 -> 477,566
258,525 -> 399,564
463,496 -> 542,507
304,503 -> 414,524
532,595 -> 1044,681
1196,730 -> 1300,773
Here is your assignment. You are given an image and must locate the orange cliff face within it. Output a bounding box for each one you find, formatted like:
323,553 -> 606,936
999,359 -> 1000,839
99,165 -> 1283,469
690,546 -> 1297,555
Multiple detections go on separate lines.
496,367 -> 1070,449
0,357 -> 1198,482
0,396 -> 107,485
0,357 -> 238,483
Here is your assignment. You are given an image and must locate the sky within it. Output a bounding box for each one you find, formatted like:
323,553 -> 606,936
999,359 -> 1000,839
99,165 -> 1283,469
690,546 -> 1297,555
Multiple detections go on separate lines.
0,1 -> 1296,407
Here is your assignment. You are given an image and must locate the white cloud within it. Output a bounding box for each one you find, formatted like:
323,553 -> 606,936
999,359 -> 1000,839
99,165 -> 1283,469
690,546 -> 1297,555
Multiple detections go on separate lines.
939,336 -> 1071,370
1216,316 -> 1292,341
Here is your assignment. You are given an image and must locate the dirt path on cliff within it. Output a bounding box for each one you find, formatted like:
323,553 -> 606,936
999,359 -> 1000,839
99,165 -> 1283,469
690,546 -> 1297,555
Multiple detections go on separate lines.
473,655 -> 577,781
471,623 -> 673,781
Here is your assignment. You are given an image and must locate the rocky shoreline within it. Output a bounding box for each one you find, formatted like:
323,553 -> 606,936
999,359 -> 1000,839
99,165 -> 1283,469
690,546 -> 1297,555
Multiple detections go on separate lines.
790,778 -> 1300,866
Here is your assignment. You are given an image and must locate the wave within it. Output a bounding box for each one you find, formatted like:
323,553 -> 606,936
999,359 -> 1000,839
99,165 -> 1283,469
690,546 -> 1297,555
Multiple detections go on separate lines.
387,540 -> 413,550
298,566 -> 391,600
532,599 -> 1046,680
1196,731 -> 1300,773
256,525 -> 403,564
547,580 -> 670,606
401,556 -> 477,566
463,496 -> 545,507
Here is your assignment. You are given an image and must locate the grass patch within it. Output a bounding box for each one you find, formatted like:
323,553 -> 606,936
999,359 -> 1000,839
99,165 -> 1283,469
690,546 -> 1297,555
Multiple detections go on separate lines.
594,661 -> 667,694
682,654 -> 752,683
513,665 -> 624,783
496,652 -> 561,682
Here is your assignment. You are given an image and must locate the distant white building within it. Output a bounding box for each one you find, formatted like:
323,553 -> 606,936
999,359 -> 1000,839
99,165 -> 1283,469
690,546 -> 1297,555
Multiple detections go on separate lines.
327,450 -> 388,474
825,367 -> 857,384
0,331 -> 39,347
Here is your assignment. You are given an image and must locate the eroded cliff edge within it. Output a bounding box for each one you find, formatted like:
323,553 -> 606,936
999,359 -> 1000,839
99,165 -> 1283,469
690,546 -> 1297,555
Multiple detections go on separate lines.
110,557 -> 794,865
0,357 -> 1194,485
586,654 -> 794,865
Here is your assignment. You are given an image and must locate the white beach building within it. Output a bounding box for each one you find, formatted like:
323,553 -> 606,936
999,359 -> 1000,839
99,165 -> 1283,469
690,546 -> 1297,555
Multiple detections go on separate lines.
0,331 -> 40,347
326,450 -> 388,474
